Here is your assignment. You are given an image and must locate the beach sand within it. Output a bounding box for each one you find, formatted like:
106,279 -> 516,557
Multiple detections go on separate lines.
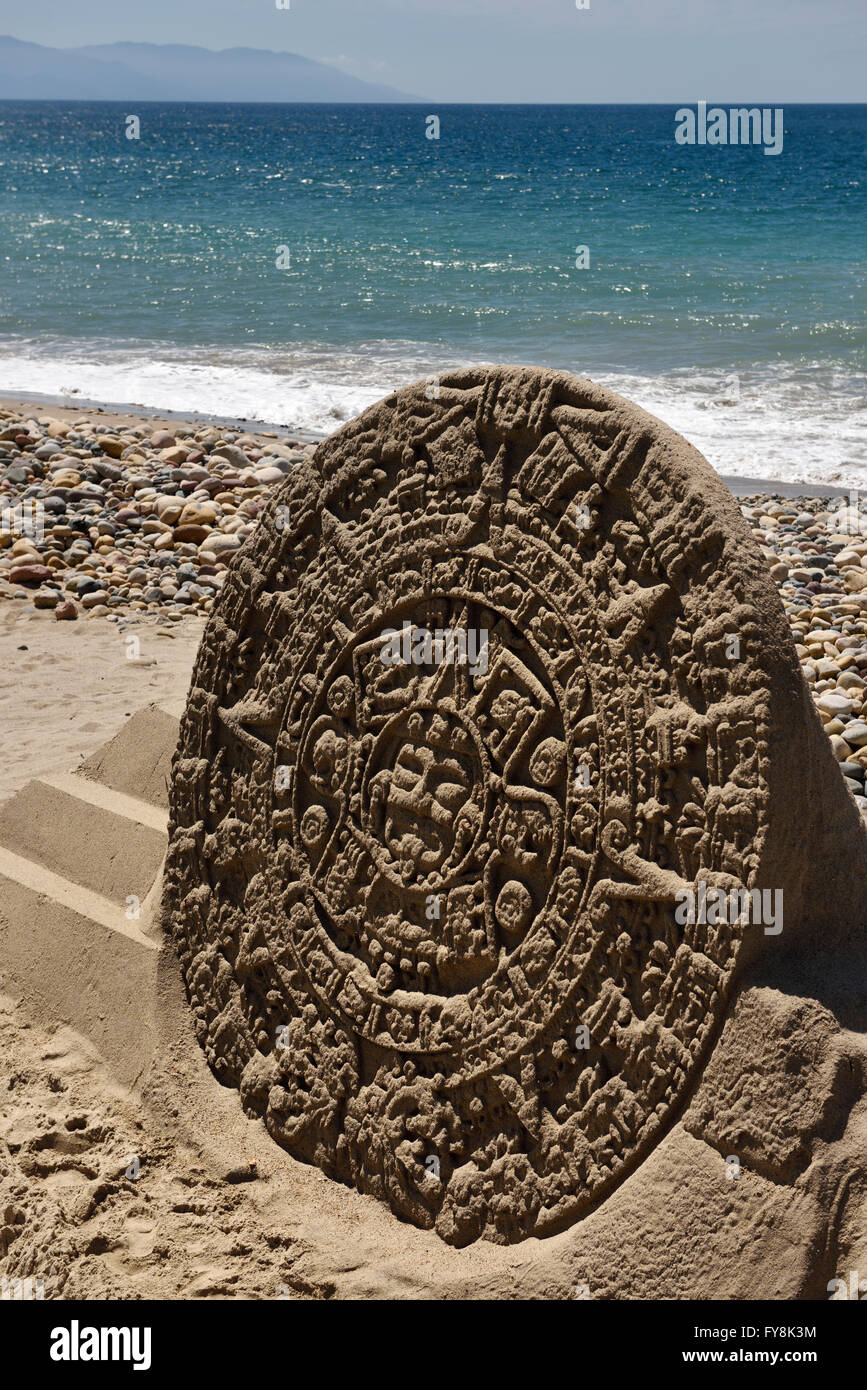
0,606 -> 202,804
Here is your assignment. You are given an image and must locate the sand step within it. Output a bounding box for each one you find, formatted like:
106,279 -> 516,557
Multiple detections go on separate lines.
0,844 -> 160,944
0,874 -> 161,1087
0,703 -> 180,1085
40,770 -> 169,835
0,775 -> 167,903
77,704 -> 180,810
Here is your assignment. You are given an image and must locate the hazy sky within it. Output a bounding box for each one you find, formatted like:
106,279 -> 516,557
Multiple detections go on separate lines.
1,0 -> 864,102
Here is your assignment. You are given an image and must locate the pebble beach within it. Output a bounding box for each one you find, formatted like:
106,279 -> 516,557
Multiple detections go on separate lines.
1,401 -> 866,828
742,493 -> 867,821
0,401 -> 317,623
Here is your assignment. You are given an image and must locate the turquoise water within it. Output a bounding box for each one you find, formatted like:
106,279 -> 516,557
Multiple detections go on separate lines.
0,102 -> 864,480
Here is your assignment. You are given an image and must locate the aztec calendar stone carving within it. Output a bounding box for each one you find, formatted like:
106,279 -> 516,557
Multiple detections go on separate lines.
164,366 -> 783,1246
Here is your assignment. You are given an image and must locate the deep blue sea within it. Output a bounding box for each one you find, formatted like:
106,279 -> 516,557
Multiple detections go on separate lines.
0,102 -> 864,482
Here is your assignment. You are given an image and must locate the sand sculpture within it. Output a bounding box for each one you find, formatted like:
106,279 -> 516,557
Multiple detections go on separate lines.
163,366 -> 867,1248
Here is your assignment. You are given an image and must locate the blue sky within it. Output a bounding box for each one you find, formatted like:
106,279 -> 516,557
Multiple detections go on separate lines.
0,0 -> 864,102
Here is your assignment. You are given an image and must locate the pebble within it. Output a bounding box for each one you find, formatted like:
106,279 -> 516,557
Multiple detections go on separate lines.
817,692 -> 854,716
8,563 -> 53,584
842,721 -> 867,748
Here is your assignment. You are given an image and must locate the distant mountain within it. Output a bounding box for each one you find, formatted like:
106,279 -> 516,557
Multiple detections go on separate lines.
0,36 -> 417,102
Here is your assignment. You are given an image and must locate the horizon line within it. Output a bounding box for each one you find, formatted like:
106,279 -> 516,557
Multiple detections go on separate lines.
0,98 -> 864,105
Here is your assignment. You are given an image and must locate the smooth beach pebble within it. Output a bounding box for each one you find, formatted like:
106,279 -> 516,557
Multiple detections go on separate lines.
817,692 -> 854,716
842,721 -> 867,747
8,563 -> 53,584
840,761 -> 866,781
96,435 -> 125,458
33,588 -> 60,608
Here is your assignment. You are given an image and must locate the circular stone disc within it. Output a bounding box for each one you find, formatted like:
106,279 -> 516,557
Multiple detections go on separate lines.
164,367 -> 778,1246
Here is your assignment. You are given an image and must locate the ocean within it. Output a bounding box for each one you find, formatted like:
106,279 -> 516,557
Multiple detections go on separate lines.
0,101 -> 864,484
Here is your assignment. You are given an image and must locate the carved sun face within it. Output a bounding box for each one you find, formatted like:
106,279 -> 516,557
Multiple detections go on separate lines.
382,736 -> 479,877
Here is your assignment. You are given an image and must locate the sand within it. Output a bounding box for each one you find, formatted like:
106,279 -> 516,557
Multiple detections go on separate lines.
0,607 -> 202,805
